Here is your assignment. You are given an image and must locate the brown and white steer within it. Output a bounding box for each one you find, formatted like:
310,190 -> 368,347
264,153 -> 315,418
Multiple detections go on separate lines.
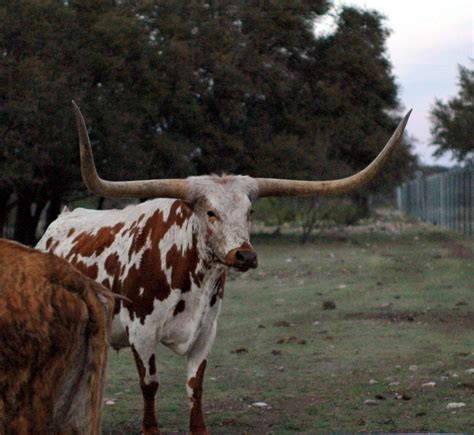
0,238 -> 113,434
37,103 -> 411,434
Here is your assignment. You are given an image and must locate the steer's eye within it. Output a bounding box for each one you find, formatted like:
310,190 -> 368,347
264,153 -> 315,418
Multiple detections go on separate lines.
207,210 -> 217,219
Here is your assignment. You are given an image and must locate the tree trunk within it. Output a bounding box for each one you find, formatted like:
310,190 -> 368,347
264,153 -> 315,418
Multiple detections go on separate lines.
300,198 -> 319,245
45,194 -> 62,229
0,190 -> 12,238
351,193 -> 371,219
13,192 -> 48,246
14,194 -> 34,245
31,196 -> 48,243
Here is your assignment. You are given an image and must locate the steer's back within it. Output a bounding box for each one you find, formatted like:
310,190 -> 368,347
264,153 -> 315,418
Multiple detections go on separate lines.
37,198 -> 181,257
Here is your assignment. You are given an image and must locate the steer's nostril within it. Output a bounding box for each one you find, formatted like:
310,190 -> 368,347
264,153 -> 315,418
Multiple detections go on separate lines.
247,252 -> 257,262
235,250 -> 258,267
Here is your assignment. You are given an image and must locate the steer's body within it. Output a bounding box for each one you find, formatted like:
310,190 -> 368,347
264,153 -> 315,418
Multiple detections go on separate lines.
36,103 -> 410,434
37,177 -> 256,434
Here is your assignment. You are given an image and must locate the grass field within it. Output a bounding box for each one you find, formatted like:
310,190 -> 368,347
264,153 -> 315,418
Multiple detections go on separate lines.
102,216 -> 473,434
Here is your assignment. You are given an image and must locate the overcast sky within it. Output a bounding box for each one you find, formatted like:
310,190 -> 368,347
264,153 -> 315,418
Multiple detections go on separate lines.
315,0 -> 473,166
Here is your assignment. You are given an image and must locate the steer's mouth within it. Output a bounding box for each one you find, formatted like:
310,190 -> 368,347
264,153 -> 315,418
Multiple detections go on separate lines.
225,244 -> 258,272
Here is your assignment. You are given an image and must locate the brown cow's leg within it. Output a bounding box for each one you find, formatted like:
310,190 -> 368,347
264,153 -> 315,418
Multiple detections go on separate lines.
131,345 -> 160,435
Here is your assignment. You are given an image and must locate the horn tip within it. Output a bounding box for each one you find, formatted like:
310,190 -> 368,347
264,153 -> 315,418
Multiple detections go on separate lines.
72,100 -> 81,113
398,109 -> 412,132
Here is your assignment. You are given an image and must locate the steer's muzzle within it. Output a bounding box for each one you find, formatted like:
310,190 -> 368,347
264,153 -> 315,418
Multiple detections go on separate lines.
225,243 -> 258,271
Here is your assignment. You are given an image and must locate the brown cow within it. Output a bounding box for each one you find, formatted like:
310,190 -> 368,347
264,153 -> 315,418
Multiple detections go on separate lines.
0,239 -> 114,434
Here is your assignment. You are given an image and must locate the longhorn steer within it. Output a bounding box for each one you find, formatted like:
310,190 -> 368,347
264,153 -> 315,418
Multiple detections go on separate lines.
0,239 -> 113,434
37,103 -> 411,434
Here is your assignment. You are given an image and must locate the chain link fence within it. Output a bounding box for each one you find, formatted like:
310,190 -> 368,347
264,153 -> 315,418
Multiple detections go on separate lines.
397,166 -> 474,236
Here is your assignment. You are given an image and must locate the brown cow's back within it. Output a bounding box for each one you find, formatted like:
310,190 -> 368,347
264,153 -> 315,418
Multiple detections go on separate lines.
0,239 -> 113,434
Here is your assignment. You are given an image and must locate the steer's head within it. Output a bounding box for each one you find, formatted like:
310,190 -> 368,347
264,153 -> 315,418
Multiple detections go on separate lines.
186,175 -> 258,271
72,102 -> 411,272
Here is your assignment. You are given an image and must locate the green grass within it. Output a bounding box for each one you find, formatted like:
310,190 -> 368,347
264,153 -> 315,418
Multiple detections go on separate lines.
103,222 -> 474,434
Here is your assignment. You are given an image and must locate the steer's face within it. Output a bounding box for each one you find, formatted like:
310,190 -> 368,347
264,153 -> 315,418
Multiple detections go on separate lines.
188,175 -> 258,271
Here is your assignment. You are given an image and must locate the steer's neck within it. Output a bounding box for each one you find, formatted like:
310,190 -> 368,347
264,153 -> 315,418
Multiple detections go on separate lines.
190,213 -> 228,290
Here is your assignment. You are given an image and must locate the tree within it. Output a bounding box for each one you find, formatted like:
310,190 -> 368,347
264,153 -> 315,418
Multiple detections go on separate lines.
431,63 -> 474,163
0,0 -> 188,244
303,7 -> 416,215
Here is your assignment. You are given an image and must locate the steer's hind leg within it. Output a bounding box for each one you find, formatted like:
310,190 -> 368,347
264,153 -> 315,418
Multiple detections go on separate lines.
186,321 -> 217,435
130,338 -> 160,435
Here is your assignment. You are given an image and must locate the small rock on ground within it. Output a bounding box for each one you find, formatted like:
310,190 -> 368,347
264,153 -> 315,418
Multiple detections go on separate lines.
446,402 -> 465,410
364,399 -> 378,406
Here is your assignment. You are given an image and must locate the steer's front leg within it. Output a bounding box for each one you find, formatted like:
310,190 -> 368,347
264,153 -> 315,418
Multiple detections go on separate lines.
186,321 -> 217,435
187,359 -> 208,435
130,333 -> 160,435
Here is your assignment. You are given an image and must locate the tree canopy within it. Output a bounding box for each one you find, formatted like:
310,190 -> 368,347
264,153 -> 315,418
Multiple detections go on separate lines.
0,0 -> 416,244
430,63 -> 474,163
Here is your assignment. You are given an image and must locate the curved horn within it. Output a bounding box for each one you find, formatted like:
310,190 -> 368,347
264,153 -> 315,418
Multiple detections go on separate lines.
72,101 -> 188,199
256,110 -> 412,197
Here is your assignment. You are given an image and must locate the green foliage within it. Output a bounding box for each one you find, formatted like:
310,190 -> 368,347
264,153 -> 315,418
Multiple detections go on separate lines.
253,197 -> 297,227
317,201 -> 364,226
431,63 -> 474,163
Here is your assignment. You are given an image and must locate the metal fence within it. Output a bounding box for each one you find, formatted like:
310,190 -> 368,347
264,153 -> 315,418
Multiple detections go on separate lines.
397,166 -> 474,236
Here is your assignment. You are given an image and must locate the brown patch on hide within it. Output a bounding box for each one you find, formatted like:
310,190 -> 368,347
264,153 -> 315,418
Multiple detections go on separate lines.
166,233 -> 201,292
50,240 -> 60,254
210,272 -> 226,307
148,354 -> 157,376
70,223 -> 125,257
210,294 -> 217,307
67,228 -> 75,237
73,261 -> 99,280
104,252 -> 121,275
121,213 -> 145,238
174,300 -> 186,316
0,239 -> 113,434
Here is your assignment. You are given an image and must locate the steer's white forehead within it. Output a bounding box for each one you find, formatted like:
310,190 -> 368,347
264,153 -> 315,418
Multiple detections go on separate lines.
186,175 -> 258,204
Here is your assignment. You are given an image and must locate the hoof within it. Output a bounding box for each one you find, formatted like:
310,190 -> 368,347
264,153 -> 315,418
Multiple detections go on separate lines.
142,426 -> 160,435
